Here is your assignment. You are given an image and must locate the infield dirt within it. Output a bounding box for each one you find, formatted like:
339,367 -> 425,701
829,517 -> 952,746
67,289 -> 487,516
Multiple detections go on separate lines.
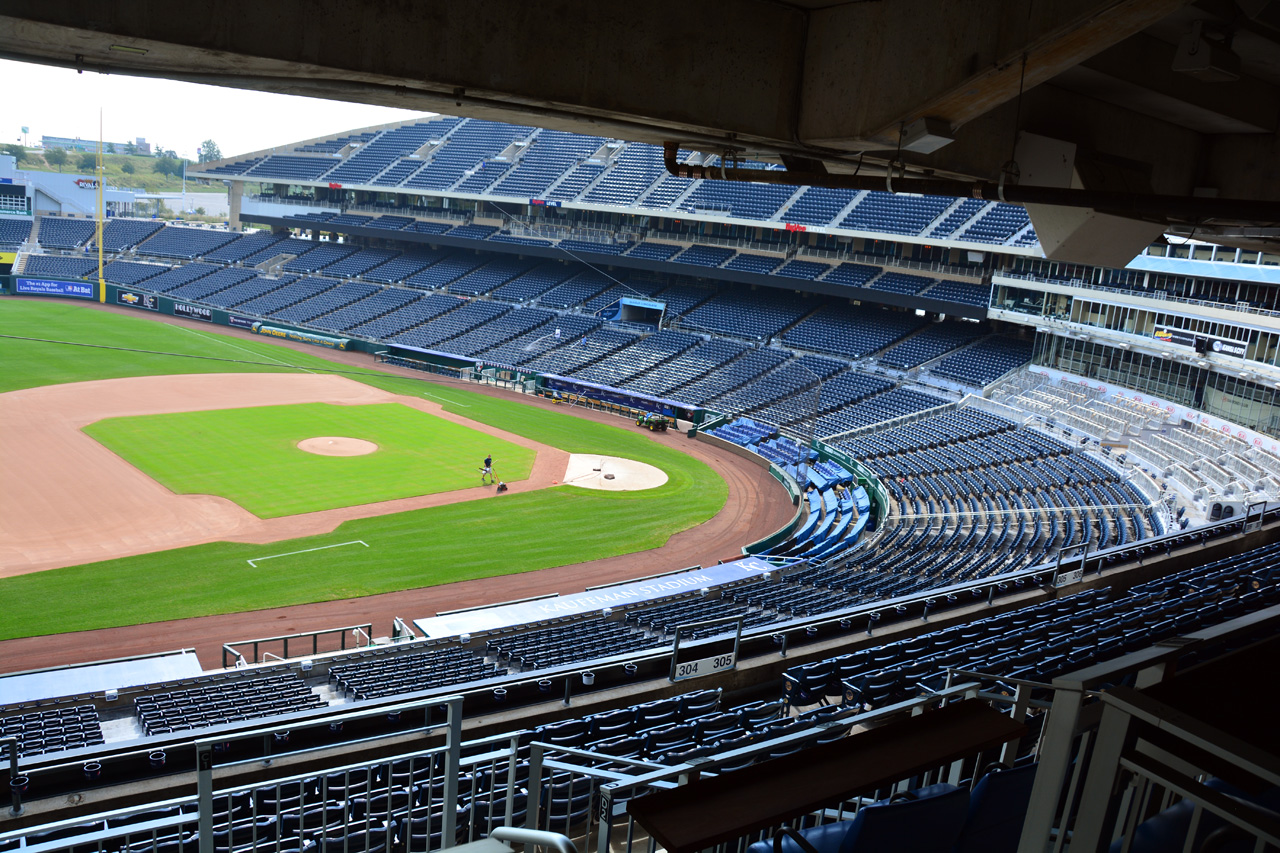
0,373 -> 567,576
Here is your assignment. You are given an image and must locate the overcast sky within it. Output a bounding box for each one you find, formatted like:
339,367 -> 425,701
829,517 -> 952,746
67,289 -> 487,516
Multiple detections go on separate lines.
2,59 -> 427,160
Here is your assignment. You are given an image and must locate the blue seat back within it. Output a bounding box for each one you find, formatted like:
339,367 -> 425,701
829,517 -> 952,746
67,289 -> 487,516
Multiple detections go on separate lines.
745,784 -> 970,853
952,762 -> 1039,853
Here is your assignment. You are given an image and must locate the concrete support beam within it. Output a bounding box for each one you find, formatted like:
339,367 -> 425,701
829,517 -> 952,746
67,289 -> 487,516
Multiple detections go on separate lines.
798,0 -> 1194,148
1200,131 -> 1280,201
0,1 -> 808,151
892,84 -> 1205,197
1062,33 -> 1278,134
0,0 -> 1194,162
227,180 -> 242,232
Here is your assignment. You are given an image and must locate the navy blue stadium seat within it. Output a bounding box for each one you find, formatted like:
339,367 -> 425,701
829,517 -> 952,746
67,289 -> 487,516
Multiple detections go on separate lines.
746,784 -> 970,853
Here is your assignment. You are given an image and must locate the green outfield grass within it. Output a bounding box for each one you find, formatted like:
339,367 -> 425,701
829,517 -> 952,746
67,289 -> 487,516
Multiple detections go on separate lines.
85,402 -> 536,517
0,298 -> 736,639
0,298 -> 369,393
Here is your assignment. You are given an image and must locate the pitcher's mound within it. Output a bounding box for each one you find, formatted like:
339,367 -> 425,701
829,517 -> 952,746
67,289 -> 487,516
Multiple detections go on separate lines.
563,455 -> 667,491
297,436 -> 379,457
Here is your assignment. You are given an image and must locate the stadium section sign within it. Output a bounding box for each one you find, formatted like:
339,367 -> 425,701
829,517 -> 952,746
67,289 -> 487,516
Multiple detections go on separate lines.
16,278 -> 94,299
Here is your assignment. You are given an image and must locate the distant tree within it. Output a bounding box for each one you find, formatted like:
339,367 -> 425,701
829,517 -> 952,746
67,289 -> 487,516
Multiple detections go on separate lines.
1,143 -> 26,163
77,152 -> 98,171
106,143 -> 116,154
153,156 -> 183,178
44,147 -> 68,171
195,206 -> 206,216
198,139 -> 222,163
121,160 -> 135,174
124,141 -> 137,156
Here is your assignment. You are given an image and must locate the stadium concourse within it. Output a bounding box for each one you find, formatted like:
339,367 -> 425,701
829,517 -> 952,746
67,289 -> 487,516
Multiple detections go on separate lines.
4,119 -> 1280,853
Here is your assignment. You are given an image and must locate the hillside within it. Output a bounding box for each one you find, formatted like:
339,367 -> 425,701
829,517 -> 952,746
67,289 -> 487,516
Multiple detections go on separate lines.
12,148 -> 226,194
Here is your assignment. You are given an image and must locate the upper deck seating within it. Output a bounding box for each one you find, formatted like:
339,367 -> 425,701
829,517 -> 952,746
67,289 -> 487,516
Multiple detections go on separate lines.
840,192 -> 952,235
136,226 -> 240,260
35,216 -> 95,249
930,337 -> 1034,387
781,304 -> 927,358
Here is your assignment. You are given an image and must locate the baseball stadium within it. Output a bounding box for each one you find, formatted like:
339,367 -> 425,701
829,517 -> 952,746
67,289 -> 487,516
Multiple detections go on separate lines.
3,5 -> 1280,853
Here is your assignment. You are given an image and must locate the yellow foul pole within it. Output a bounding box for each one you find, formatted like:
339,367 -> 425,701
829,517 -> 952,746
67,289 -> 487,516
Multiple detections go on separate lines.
97,110 -> 105,302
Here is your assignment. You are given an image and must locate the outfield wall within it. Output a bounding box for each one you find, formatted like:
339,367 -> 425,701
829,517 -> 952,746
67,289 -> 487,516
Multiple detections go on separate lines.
1,275 -> 381,355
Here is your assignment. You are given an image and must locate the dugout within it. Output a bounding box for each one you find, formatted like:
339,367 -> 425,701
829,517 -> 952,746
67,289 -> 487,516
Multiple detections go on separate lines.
537,374 -> 703,424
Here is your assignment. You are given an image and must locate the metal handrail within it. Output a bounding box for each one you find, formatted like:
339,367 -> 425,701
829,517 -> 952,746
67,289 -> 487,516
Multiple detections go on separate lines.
3,738 -> 19,816
221,623 -> 374,668
995,271 -> 1280,321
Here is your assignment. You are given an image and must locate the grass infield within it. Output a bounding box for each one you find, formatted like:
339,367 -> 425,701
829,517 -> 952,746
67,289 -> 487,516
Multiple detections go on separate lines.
84,402 -> 536,517
0,299 -> 733,639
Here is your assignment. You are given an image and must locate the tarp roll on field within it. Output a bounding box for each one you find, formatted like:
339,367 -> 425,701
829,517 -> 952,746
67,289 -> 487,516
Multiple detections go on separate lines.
252,324 -> 350,350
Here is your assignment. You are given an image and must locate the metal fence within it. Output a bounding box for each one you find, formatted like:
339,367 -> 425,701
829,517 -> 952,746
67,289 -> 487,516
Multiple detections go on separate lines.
7,597 -> 1280,853
2,696 -> 465,853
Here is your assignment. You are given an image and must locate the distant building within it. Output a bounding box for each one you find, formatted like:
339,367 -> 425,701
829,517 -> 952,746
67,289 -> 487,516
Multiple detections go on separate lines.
41,135 -> 151,155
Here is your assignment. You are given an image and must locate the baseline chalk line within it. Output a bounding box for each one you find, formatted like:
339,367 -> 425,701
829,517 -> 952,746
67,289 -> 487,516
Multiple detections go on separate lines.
422,392 -> 470,407
247,540 -> 369,567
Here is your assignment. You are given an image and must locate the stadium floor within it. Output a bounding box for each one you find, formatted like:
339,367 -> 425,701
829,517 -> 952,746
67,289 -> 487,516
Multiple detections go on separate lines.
0,301 -> 795,672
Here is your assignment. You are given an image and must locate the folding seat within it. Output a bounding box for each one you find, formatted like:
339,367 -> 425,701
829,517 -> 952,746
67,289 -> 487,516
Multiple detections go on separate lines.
690,711 -> 743,744
208,815 -> 277,851
313,828 -> 391,853
711,734 -> 762,773
469,791 -> 529,839
587,707 -> 636,739
397,803 -> 469,843
643,723 -> 696,757
748,783 -> 970,853
588,735 -> 644,760
279,804 -> 346,836
655,741 -> 716,766
532,718 -> 591,749
209,793 -> 253,825
472,761 -> 530,797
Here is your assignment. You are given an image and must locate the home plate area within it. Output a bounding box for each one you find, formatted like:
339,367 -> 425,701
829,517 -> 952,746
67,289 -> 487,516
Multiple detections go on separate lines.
562,455 -> 668,491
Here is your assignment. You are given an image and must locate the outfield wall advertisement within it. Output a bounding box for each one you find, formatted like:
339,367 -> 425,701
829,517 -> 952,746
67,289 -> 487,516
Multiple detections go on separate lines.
16,278 -> 95,299
173,302 -> 213,322
252,323 -> 350,350
116,290 -> 158,311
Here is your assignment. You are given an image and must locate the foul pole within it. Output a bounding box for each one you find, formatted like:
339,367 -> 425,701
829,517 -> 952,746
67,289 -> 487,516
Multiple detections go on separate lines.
97,110 -> 105,302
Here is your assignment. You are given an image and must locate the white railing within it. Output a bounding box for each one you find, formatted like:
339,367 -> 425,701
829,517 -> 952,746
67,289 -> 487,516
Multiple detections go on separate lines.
796,246 -> 987,282
503,221 -> 639,244
996,271 -> 1280,321
245,194 -> 340,209
342,202 -> 471,223
821,398 -> 960,444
